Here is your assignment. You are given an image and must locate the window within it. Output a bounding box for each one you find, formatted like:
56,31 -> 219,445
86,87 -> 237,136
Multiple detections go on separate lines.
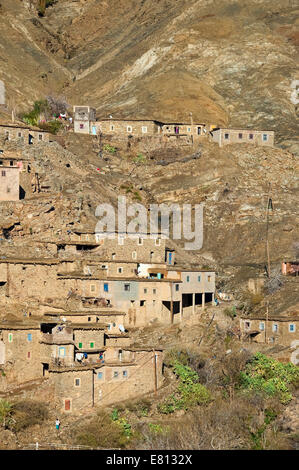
7,187 -> 10,193
90,285 -> 96,293
110,125 -> 114,131
118,267 -> 123,274
88,317 -> 91,322
140,300 -> 145,306
207,276 -> 211,282
80,124 -> 84,129
153,289 -> 156,295
124,284 -> 130,292
137,237 -> 143,245
186,276 -> 190,282
75,378 -> 80,387
1,171 -> 6,177
224,133 -> 229,140
18,132 -> 22,138
155,239 -> 161,246
123,370 -> 128,378
114,371 -> 119,378
10,161 -> 13,166
187,127 -> 191,132
249,133 -> 254,140
144,288 -> 147,294
262,134 -> 268,142
38,134 -> 43,141
98,372 -> 103,380
259,322 -> 265,331
289,324 -> 296,333
27,333 -> 32,342
112,253 -> 116,260
127,126 -> 133,133
59,347 -> 66,357
238,133 -> 243,139
245,321 -> 251,329
118,237 -> 124,245
104,283 -> 109,292
8,333 -> 13,343
142,126 -> 147,133
79,342 -> 82,348
90,342 -> 94,349
175,284 -> 179,291
198,276 -> 201,282
27,352 -> 31,359
132,251 -> 137,260
272,323 -> 278,332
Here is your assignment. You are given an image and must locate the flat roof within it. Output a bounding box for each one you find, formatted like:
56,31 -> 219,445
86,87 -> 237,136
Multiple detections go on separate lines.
212,127 -> 274,133
0,258 -> 60,265
44,310 -> 126,316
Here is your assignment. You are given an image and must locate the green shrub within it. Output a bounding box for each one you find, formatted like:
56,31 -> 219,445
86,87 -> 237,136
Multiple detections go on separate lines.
38,120 -> 63,135
240,353 -> 299,404
158,360 -> 212,414
103,144 -> 116,154
0,400 -> 13,428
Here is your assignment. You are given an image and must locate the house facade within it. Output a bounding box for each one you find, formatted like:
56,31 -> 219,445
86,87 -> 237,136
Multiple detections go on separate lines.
211,128 -> 274,147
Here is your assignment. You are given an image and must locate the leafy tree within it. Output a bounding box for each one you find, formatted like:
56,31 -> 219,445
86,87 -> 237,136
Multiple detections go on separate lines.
0,400 -> 13,429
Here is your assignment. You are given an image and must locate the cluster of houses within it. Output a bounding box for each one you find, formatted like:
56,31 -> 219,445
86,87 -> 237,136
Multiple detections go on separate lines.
0,228 -> 216,413
73,106 -> 275,148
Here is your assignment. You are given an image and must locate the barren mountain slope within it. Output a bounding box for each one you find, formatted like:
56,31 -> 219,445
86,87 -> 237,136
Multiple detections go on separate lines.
0,0 -> 298,146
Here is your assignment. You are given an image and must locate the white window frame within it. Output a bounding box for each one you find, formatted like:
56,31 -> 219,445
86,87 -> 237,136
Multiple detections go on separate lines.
155,238 -> 161,246
187,127 -> 191,133
118,236 -> 124,245
90,284 -> 96,293
289,323 -> 296,333
127,126 -> 133,133
110,125 -> 115,131
132,251 -> 137,260
141,126 -> 148,133
259,322 -> 265,331
137,237 -> 143,246
118,267 -> 123,274
8,333 -> 13,343
272,323 -> 278,332
262,134 -> 268,142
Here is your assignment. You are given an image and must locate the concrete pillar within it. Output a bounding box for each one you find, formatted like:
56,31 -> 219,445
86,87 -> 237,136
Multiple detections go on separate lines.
202,293 -> 205,310
212,293 -> 215,305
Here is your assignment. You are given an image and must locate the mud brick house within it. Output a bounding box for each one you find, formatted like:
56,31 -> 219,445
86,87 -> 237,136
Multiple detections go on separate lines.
91,119 -> 163,136
211,128 -> 274,147
240,313 -> 299,364
0,319 -> 163,413
0,159 -> 20,201
0,122 -> 50,145
73,106 -> 96,134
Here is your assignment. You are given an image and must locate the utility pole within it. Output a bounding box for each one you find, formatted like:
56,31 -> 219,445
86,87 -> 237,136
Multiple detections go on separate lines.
265,182 -> 272,278
153,349 -> 157,395
265,183 -> 272,343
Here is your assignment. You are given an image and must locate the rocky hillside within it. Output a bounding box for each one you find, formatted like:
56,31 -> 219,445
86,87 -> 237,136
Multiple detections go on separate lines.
0,0 -> 298,149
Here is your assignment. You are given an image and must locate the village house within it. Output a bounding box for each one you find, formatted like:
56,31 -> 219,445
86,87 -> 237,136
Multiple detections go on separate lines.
240,313 -> 299,365
0,121 -> 50,145
211,127 -> 274,147
73,106 -> 96,134
0,157 -> 20,201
